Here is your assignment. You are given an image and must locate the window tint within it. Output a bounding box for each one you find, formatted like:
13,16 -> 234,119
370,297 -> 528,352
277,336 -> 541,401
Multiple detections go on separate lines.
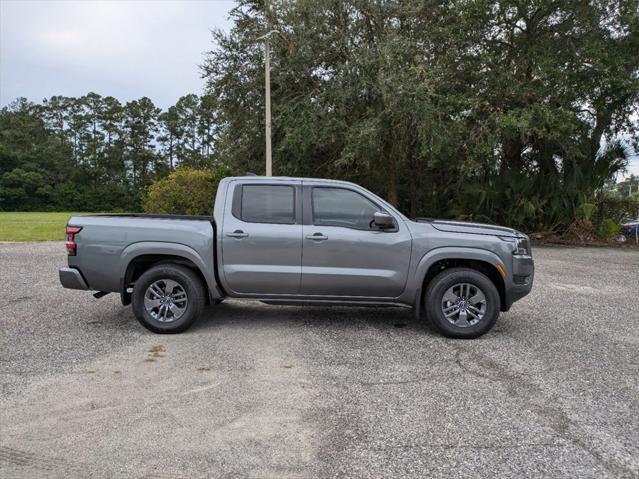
312,187 -> 380,229
241,185 -> 295,224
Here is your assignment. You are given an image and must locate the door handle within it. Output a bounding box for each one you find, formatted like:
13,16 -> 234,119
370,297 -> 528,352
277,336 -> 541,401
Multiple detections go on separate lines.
306,233 -> 328,241
226,230 -> 248,238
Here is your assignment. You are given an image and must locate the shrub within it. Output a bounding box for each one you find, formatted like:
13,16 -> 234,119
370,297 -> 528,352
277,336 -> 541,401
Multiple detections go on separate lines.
597,218 -> 620,239
589,191 -> 638,240
577,203 -> 597,222
144,167 -> 228,215
593,191 -> 639,225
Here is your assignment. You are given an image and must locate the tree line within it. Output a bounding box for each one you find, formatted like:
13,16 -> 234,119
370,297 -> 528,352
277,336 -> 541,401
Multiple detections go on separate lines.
203,0 -> 639,231
0,93 -> 219,211
1,0 -> 638,233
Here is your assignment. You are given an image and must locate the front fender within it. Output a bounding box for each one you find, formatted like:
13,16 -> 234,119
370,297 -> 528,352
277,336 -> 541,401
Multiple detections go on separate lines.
415,247 -> 506,279
411,247 -> 507,319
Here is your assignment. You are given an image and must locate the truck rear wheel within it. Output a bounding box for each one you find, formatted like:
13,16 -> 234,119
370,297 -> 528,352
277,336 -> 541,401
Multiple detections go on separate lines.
424,267 -> 500,339
132,264 -> 205,334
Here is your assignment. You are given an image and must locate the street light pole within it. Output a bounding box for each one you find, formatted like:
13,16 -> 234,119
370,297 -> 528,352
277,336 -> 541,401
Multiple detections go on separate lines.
260,31 -> 280,177
264,35 -> 272,177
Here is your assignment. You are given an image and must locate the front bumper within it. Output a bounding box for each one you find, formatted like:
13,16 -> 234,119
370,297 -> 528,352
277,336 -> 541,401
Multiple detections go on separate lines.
59,267 -> 89,290
503,255 -> 534,311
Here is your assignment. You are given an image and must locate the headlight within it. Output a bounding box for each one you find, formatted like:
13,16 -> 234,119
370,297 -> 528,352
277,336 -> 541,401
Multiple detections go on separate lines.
499,236 -> 531,256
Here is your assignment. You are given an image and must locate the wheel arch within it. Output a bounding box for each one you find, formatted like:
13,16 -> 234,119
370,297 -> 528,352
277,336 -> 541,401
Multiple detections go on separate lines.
413,248 -> 507,317
119,242 -> 217,305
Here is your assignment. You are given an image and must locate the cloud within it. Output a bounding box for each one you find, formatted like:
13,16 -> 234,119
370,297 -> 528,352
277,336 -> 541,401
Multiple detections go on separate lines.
0,0 -> 234,109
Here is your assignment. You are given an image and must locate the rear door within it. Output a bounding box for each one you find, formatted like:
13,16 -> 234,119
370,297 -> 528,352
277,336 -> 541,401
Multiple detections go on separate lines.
300,183 -> 412,298
221,180 -> 302,295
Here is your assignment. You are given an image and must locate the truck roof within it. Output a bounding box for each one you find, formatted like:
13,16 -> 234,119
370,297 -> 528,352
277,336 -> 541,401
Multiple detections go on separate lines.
220,176 -> 407,221
225,176 -> 359,187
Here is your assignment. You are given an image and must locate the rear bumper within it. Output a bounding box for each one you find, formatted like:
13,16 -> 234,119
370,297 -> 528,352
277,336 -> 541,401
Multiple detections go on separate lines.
59,267 -> 89,290
503,255 -> 534,311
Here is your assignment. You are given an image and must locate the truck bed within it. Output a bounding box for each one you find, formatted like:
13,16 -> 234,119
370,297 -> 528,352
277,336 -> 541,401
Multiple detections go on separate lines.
66,214 -> 217,294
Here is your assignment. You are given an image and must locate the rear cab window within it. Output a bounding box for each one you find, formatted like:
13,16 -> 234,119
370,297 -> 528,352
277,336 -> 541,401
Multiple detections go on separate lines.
234,184 -> 296,224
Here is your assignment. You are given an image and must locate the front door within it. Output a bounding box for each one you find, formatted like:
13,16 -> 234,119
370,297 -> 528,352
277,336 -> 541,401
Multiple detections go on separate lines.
301,184 -> 412,298
221,181 -> 302,295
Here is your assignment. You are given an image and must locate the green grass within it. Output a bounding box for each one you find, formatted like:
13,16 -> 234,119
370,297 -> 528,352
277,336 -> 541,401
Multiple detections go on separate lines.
0,212 -> 91,241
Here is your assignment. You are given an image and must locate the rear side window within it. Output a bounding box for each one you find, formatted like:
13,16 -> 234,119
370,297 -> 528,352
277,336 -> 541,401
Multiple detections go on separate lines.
240,185 -> 295,224
312,187 -> 379,229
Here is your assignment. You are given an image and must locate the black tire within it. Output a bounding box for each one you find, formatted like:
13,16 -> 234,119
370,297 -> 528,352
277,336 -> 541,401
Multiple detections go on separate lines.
424,267 -> 500,339
132,264 -> 205,334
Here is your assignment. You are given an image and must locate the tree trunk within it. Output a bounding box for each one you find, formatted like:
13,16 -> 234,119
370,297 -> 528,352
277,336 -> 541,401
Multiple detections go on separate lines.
387,155 -> 398,206
501,137 -> 523,173
409,156 -> 419,218
169,133 -> 174,170
590,110 -> 612,159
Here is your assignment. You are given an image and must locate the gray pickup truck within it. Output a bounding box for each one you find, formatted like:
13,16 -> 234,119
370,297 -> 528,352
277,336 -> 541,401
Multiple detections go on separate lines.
59,176 -> 534,338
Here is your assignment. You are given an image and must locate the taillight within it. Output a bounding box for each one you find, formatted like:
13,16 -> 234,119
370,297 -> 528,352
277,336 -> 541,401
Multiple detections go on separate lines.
66,226 -> 82,256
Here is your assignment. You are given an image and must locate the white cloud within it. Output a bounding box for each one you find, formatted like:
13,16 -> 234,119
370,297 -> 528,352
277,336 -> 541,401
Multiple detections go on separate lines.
0,0 -> 235,108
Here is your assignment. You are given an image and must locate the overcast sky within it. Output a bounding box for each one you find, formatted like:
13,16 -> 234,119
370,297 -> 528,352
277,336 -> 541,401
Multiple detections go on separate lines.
0,0 -> 234,109
0,0 -> 636,176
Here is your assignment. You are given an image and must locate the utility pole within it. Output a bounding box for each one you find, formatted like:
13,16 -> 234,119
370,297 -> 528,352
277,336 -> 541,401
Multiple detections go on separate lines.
265,33 -> 272,176
263,0 -> 273,176
256,29 -> 279,175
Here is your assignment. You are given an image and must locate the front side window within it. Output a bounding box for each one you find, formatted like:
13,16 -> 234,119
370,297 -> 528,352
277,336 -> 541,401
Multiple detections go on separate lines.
241,185 -> 295,224
312,187 -> 380,229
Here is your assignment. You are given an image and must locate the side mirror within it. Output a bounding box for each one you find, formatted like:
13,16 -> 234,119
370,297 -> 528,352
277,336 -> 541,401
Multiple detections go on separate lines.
373,211 -> 395,229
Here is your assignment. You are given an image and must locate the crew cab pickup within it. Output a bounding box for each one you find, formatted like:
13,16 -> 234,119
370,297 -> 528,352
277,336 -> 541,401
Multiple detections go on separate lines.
59,176 -> 534,338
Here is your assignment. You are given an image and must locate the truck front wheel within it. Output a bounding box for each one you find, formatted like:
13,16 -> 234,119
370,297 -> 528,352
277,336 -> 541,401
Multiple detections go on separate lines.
424,267 -> 500,339
132,264 -> 205,334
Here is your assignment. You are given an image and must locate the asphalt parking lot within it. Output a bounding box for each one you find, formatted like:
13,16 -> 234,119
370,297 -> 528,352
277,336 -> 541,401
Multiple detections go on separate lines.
1,242 -> 638,478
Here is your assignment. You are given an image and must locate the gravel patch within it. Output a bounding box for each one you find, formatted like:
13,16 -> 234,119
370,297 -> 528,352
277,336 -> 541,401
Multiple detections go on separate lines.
1,242 -> 637,478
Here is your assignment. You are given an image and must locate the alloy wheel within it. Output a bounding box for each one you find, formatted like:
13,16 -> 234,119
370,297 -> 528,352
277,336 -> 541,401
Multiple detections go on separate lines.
144,279 -> 188,323
441,282 -> 487,328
